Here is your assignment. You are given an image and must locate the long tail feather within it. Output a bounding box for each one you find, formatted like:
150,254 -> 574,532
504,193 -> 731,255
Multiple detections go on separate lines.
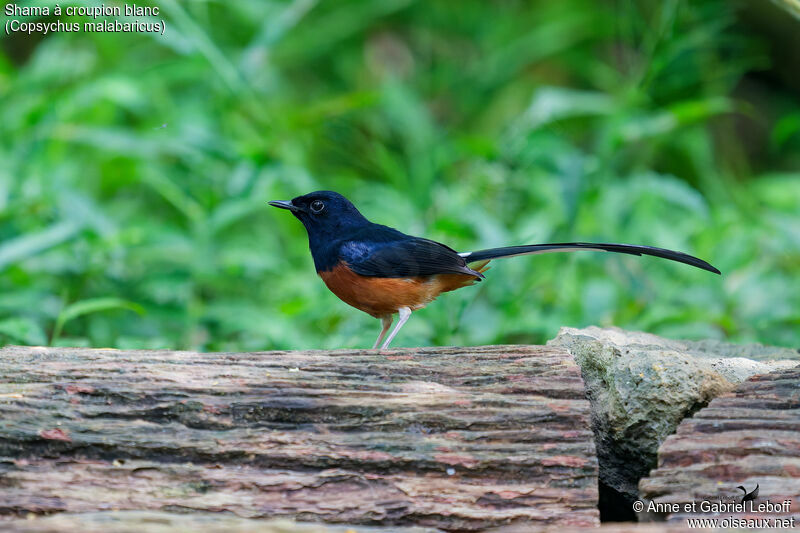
460,243 -> 720,275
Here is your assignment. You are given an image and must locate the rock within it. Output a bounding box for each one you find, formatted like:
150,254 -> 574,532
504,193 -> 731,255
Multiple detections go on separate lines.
639,364 -> 800,523
0,344 -> 599,530
674,338 -> 799,362
547,326 -> 797,520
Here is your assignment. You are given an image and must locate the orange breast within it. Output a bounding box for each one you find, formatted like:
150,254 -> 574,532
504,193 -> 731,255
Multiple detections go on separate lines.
318,262 -> 483,318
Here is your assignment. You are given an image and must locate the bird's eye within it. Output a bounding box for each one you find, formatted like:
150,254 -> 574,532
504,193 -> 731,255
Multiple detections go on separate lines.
310,200 -> 325,214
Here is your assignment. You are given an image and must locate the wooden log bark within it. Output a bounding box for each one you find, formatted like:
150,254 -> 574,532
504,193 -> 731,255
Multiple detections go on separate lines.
639,364 -> 800,524
0,510 -> 439,533
0,510 -> 717,533
0,344 -> 599,531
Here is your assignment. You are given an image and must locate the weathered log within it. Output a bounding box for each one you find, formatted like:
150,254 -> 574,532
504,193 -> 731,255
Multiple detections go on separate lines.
0,510 -> 715,533
639,364 -> 800,523
0,510 -> 438,533
0,510 -> 727,533
0,344 -> 599,530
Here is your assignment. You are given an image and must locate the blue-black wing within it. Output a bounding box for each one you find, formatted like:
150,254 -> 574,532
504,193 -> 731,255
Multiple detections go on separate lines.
341,236 -> 483,279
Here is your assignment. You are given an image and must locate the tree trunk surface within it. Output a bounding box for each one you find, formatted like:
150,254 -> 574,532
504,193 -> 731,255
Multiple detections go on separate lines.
639,364 -> 800,523
0,344 -> 599,531
0,510 -> 719,533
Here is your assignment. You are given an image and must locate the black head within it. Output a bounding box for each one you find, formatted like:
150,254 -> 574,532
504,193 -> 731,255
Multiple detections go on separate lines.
269,191 -> 370,244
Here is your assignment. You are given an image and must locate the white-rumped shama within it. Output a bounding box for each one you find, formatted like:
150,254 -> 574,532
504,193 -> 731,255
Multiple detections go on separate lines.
270,191 -> 720,349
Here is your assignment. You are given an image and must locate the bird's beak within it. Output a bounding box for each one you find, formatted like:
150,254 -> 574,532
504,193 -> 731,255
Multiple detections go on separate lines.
268,200 -> 300,212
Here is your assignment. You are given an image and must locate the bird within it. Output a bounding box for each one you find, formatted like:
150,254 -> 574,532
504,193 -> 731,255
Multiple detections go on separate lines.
269,191 -> 720,349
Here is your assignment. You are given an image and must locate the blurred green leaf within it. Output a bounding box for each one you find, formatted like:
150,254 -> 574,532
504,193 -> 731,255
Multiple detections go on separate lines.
52,298 -> 145,345
519,87 -> 615,130
0,317 -> 47,346
0,221 -> 82,272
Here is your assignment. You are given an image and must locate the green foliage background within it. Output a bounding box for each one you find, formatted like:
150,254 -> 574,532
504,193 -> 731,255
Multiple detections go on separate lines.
1,0 -> 798,351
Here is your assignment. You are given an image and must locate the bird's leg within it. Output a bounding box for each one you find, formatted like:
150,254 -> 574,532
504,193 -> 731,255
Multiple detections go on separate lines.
372,315 -> 393,349
380,307 -> 411,349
